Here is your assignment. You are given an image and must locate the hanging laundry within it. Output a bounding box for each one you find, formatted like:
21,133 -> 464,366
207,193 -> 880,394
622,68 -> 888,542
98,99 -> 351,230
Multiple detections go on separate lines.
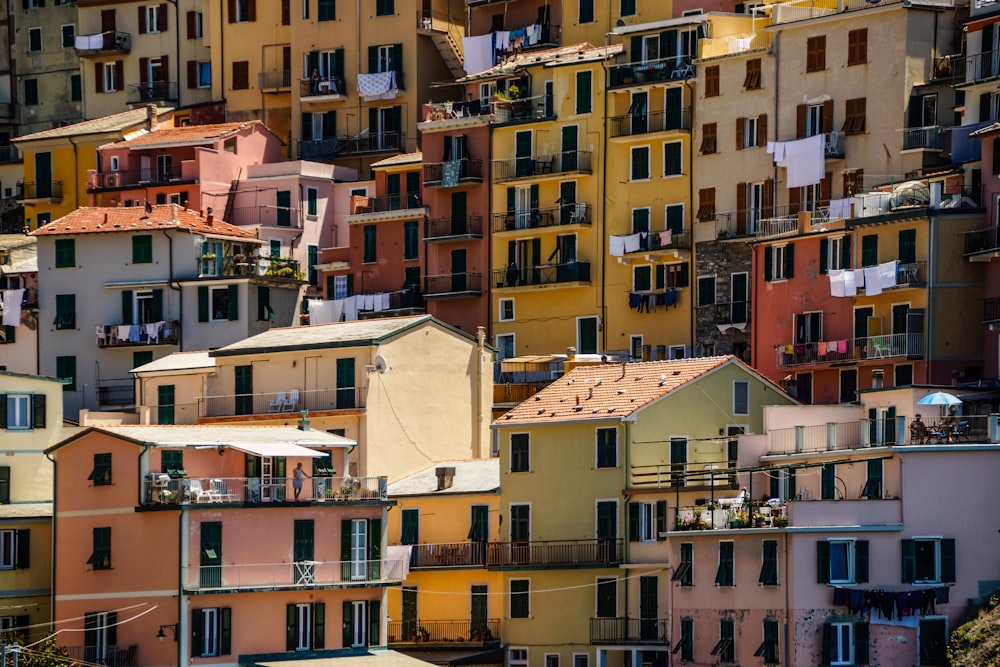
309,299 -> 333,325
659,229 -> 673,247
1,289 -> 23,327
878,260 -> 898,289
381,292 -> 391,310
828,269 -> 845,297
330,298 -> 345,323
463,34 -> 495,74
441,160 -> 462,187
623,233 -> 643,253
343,295 -> 359,321
863,266 -> 882,296
357,71 -> 398,100
609,235 -> 627,257
828,197 -> 853,220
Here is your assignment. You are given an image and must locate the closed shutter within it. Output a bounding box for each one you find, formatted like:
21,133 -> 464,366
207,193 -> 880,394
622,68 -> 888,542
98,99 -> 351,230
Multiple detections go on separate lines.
841,236 -> 851,268
736,182 -> 747,232
0,395 -> 6,428
763,246 -> 773,281
14,529 -> 28,569
220,608 -> 232,655
630,36 -> 642,63
367,600 -> 379,645
197,286 -> 209,322
227,284 -> 238,320
314,602 -> 325,649
856,540 -> 869,583
32,394 -> 45,429
758,114 -> 767,146
187,61 -> 198,88
286,604 -> 297,650
151,289 -> 163,321
342,601 -> 353,647
248,0 -> 256,20
819,238 -> 829,274
115,61 -> 124,89
140,58 -> 149,87
796,104 -> 806,138
854,622 -> 870,664
736,118 -> 745,150
628,502 -> 639,541
763,179 -> 774,217
367,46 -> 378,73
138,5 -> 147,33
95,62 -> 104,92
823,100 -> 834,133
122,290 -> 133,324
816,540 -> 830,583
655,500 -> 667,539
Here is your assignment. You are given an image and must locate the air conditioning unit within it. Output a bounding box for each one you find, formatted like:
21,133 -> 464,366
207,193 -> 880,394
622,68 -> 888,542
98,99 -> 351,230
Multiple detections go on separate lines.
102,172 -> 121,188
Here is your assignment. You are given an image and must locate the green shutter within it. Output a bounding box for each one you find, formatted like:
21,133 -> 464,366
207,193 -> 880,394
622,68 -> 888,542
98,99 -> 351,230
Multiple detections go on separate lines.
764,246 -> 773,281
32,394 -> 45,429
821,463 -> 835,499
940,538 -> 956,583
821,623 -> 832,663
121,290 -> 133,324
367,46 -> 378,73
816,540 -> 830,583
656,500 -> 666,539
856,540 -> 869,583
901,539 -> 915,583
14,529 -> 28,569
151,289 -> 163,321
294,520 -> 315,561
819,238 -> 828,274
841,235 -> 852,268
628,502 -> 639,541
885,406 -> 896,444
854,622 -> 869,664
191,609 -> 203,656
369,518 -> 381,578
220,607 -> 232,655
227,284 -> 239,320
198,286 -> 209,322
576,71 -> 592,114
341,519 -> 351,561
314,602 -> 325,649
342,601 -> 353,647
898,229 -> 916,264
368,599 -> 379,645
286,604 -> 297,651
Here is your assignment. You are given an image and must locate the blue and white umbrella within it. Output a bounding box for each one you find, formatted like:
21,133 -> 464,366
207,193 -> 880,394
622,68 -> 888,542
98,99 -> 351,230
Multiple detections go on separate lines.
917,391 -> 962,406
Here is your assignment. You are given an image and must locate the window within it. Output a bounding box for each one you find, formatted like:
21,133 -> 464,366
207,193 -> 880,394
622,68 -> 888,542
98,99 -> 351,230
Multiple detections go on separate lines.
697,275 -> 716,307
806,35 -> 826,72
672,543 -> 693,586
818,538 -> 869,584
510,580 -> 529,618
755,618 -> 780,663
145,4 -> 164,33
88,527 -> 111,569
596,428 -> 617,468
336,358 -> 355,408
71,74 -> 81,101
0,468 -> 8,504
576,71 -> 592,114
895,364 -> 913,386
499,298 -> 515,322
821,463 -> 836,499
759,539 -> 778,585
209,286 -> 234,321
632,501 -> 657,542
823,621 -> 869,666
861,234 -> 878,266
579,0 -> 595,23
55,239 -> 75,268
663,142 -> 682,176
705,65 -> 720,97
23,79 -> 38,106
89,453 -> 112,486
620,0 -> 636,16
0,529 -> 27,570
764,244 -> 793,281
192,607 -> 231,657
573,655 -> 589,667
161,450 -> 184,478
674,618 -> 694,661
28,27 -> 41,53
232,61 -> 250,90
404,221 -> 419,260
700,122 -> 717,154
737,115 -> 766,149
287,602 -> 326,650
56,356 -> 76,391
158,385 -> 175,425
363,225 -> 376,263
733,380 -> 749,415
847,28 -> 867,66
318,0 -> 335,20
715,541 -> 734,586
306,187 -> 318,216
712,618 -> 735,661
545,655 -> 560,667
697,188 -> 715,221
510,433 -> 529,472
303,0 -> 310,19
375,0 -> 393,15
55,294 -> 76,330
400,508 -> 418,544
596,577 -> 617,617
233,0 -> 254,22
744,57 -> 761,89
820,236 -> 850,274
132,235 -> 153,264
187,10 -> 204,38
843,98 -> 866,134
902,538 -> 955,584
918,618 -> 947,666
630,146 -> 650,181
2,394 -> 45,430
194,62 -> 211,87
843,169 -> 864,197
100,61 -> 122,92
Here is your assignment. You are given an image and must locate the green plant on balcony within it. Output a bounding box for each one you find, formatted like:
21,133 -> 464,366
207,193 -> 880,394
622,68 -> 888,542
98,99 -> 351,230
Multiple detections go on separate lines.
201,253 -> 217,260
753,513 -> 768,528
773,516 -> 789,528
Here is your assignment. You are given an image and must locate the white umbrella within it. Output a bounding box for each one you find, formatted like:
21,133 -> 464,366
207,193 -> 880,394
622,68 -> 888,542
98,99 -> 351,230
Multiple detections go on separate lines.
917,391 -> 962,406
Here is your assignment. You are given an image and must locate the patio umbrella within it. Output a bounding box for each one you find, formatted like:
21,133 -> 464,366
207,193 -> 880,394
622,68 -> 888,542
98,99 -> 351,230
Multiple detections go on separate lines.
917,391 -> 962,406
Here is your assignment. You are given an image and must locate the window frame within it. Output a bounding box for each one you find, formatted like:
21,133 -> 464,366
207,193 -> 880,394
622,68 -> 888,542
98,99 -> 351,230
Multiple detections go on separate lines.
715,541 -> 735,587
510,433 -> 529,473
629,145 -> 651,181
498,298 -> 515,322
27,27 -> 42,53
806,35 -> 826,72
733,380 -> 749,416
828,621 -> 853,666
88,526 -> 111,569
509,579 -> 529,618
5,394 -> 32,430
146,5 -> 161,33
744,57 -> 761,90
595,427 -> 617,468
663,141 -> 683,176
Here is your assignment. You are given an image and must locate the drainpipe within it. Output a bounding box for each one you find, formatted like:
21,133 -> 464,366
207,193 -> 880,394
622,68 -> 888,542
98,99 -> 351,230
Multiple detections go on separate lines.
68,135 -> 79,210
600,43 -> 612,353
177,503 -> 187,667
167,0 -> 181,108
161,230 -> 182,350
44,448 -> 58,635
684,78 -> 695,352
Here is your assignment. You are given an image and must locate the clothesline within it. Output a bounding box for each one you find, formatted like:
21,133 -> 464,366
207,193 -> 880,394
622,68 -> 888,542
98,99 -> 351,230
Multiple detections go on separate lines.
609,230 -> 674,256
829,261 -> 897,297
831,585 -> 948,623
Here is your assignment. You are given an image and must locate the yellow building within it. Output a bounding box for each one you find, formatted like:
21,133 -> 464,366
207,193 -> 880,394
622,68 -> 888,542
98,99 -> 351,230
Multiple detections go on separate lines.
12,106 -> 174,229
480,43 -> 618,358
0,370 -> 80,639
386,459 -> 503,666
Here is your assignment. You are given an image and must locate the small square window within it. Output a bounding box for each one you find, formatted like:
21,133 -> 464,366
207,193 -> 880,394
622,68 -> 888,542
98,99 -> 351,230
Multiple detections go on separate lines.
499,298 -> 514,322
87,526 -> 111,569
61,24 -> 75,48
28,28 -> 41,53
89,453 -> 112,486
5,395 -> 31,430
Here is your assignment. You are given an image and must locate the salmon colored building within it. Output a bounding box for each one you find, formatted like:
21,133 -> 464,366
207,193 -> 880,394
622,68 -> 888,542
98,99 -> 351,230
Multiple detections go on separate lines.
47,423 -> 405,666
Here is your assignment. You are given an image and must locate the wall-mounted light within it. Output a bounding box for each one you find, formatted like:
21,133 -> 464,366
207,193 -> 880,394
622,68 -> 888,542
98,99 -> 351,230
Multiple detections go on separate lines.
156,624 -> 178,642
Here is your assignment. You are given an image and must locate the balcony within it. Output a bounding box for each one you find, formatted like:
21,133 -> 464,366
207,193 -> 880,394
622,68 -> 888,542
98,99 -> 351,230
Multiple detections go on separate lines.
492,151 -> 592,184
673,502 -> 787,530
423,159 -> 484,187
88,166 -> 190,190
328,131 -> 405,158
775,332 -> 924,368
182,556 -> 406,592
388,619 -> 500,645
609,229 -> 691,258
18,181 -> 62,202
299,76 -> 347,101
74,30 -> 131,56
347,193 -> 425,220
609,108 -> 692,138
97,321 -> 179,348
608,56 -> 695,88
986,298 -> 1000,326
423,273 -> 483,298
932,53 -> 964,82
423,100 -> 490,122
492,261 -> 591,289
198,256 -> 301,280
492,203 -> 591,233
125,81 -> 178,104
824,131 -> 845,159
144,474 -> 387,506
198,387 -> 361,419
96,379 -> 135,408
963,47 -> 1000,84
299,137 -> 339,161
0,145 -> 20,164
485,539 -> 623,568
631,455 -> 736,490
424,215 -> 483,241
258,70 -> 291,91
408,541 -> 487,568
902,126 -> 948,151
63,645 -> 137,667
699,31 -> 771,59
964,226 -> 1000,258
769,0 -> 907,26
590,618 -> 669,645
489,95 -> 556,125
755,206 -> 830,240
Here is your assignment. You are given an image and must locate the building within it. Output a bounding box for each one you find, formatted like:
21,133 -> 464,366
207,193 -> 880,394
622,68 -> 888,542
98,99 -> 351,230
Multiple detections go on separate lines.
131,315 -> 495,482
0,235 -> 38,374
492,356 -> 794,667
386,459 -> 503,667
15,0 -> 81,135
45,423 -> 405,665
31,203 -> 303,419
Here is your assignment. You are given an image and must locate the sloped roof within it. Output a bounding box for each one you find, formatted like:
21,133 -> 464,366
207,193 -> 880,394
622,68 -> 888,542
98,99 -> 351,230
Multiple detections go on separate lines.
497,356 -> 741,425
0,234 -> 37,273
387,459 -> 499,496
105,120 -> 266,148
131,351 -> 215,374
370,152 -> 422,168
13,107 -> 173,142
29,204 -> 258,240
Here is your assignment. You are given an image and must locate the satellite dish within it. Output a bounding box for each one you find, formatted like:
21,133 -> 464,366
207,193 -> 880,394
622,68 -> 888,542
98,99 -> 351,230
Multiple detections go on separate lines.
373,355 -> 388,373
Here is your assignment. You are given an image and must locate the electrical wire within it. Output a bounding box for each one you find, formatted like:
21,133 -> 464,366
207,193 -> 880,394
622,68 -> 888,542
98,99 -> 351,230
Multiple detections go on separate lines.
384,567 -> 667,597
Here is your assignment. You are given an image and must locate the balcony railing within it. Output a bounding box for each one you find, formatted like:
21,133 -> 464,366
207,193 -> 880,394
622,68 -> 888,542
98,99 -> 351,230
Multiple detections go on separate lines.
18,181 -> 62,201
486,539 -> 623,568
197,256 -> 300,279
699,31 -> 772,58
63,645 -> 137,667
299,76 -> 347,99
986,297 -> 1000,324
769,0 -> 906,25
408,541 -> 487,568
182,557 -> 406,592
492,261 -> 591,288
0,145 -> 20,164
631,453 -> 737,490
96,379 -> 135,408
775,332 -> 924,368
492,204 -> 592,232
609,108 -> 692,137
425,215 -> 483,240
348,193 -> 424,215
125,81 -> 178,104
674,502 -> 787,530
902,126 -> 947,150
423,159 -> 484,186
198,387 -> 361,418
932,54 -> 964,82
768,421 -> 864,454
74,30 -> 131,55
608,56 -> 695,88
824,131 -> 845,158
590,618 -> 669,644
97,321 -> 178,347
423,273 -> 483,297
964,226 -> 1000,255
490,95 -> 555,125
964,47 -> 1000,83
258,70 -> 291,90
388,619 -> 500,644
492,151 -> 592,183
88,166 -> 188,190
336,131 -> 405,156
144,475 -> 387,505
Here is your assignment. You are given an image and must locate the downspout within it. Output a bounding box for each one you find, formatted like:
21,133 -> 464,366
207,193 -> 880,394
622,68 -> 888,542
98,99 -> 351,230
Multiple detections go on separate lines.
44,448 -> 58,635
782,529 -> 790,666
684,78 -> 695,351
168,0 -> 180,108
177,504 -> 187,666
68,135 -> 79,210
161,230 -> 182,350
600,43 -> 611,353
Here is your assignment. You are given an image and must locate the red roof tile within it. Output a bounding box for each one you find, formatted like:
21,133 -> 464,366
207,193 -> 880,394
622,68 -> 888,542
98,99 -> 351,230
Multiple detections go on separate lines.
30,204 -> 258,239
13,107 -> 172,142
115,121 -> 264,148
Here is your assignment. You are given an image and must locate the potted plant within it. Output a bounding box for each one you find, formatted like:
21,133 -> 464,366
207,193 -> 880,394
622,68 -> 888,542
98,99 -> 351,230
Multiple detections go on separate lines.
753,513 -> 768,528
201,253 -> 216,260
773,516 -> 789,528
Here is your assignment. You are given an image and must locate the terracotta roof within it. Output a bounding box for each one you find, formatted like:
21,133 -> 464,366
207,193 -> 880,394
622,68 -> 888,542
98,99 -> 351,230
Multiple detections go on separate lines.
498,356 -> 736,425
370,152 -> 422,168
111,120 -> 264,148
13,107 -> 173,142
29,204 -> 258,240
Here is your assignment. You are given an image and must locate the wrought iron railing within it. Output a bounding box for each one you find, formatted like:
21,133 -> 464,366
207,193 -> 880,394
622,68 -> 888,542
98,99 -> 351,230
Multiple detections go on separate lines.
608,56 -> 694,87
902,126 -> 947,150
590,618 -> 669,644
144,475 -> 387,505
74,30 -> 132,54
258,69 -> 291,89
125,81 -> 178,104
96,379 -> 135,407
425,215 -> 483,239
299,76 -> 346,98
198,387 -> 359,417
609,108 -> 692,137
486,539 -> 623,567
63,645 -> 137,667
423,158 -> 484,185
183,556 -> 406,591
964,226 -> 1000,255
388,618 -> 500,644
492,151 -> 592,183
492,261 -> 591,288
774,332 -> 924,368
492,204 -> 591,232
408,541 -> 487,568
19,181 -> 62,200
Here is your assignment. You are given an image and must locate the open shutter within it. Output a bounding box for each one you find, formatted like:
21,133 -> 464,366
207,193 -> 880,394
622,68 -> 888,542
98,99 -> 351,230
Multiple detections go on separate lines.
736,118 -> 745,150
628,502 -> 639,541
820,172 -> 832,205
823,100 -> 834,133
197,286 -> 209,322
758,114 -> 767,146
841,236 -> 851,268
106,612 -> 117,646
656,500 -> 667,539
855,540 -> 869,583
227,284 -> 239,320
736,182 -> 747,232
789,185 -> 800,213
341,518 -> 351,579
940,538 -> 956,583
796,104 -> 807,138
187,61 -> 198,88
115,61 -> 124,89
785,243 -> 794,278
31,394 -> 45,429
140,58 -> 149,87
151,289 -> 163,321
313,602 -> 325,649
14,529 -> 28,569
368,46 -> 378,73
138,5 -> 147,33
248,0 -> 256,21
885,406 -> 896,444
816,540 -> 829,583
368,600 -> 380,645
159,3 -> 168,30
763,246 -> 773,281
187,10 -> 197,38
819,238 -> 829,274
369,518 -> 381,578
901,539 -> 915,583
0,394 -> 6,428
821,623 -> 832,664
868,408 -> 878,443
227,0 -> 236,22
285,604 -> 297,650
342,601 -> 353,647
192,609 -> 203,656
630,36 -> 642,63
763,179 -> 774,217
220,608 -> 232,655
854,622 -> 870,665
122,290 -> 133,324
95,62 -> 104,92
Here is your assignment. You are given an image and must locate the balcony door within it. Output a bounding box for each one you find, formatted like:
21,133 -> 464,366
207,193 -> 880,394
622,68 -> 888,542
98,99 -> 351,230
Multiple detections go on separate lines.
510,504 -> 529,564
234,365 -> 253,415
450,191 -> 467,235
639,575 -> 658,640
596,500 -> 616,558
471,585 -> 488,636
450,249 -> 467,292
200,521 -> 222,588
629,92 -> 647,134
561,125 -> 578,171
515,130 -> 532,177
35,152 -> 51,199
83,612 -> 115,664
401,587 -> 417,640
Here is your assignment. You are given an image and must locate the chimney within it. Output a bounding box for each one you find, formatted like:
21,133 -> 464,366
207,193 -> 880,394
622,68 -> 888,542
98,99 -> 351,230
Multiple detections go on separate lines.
476,325 -> 486,348
435,466 -> 455,491
146,104 -> 157,131
297,409 -> 310,430
566,346 -> 576,361
797,210 -> 811,235
206,213 -> 213,225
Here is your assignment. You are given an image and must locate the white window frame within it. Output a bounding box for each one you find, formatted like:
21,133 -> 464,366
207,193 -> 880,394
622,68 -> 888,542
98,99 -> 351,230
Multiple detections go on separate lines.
235,0 -> 251,22
629,145 -> 651,181
829,621 -> 853,666
200,607 -> 220,656
0,530 -> 14,569
193,11 -> 204,38
772,244 -> 788,280
697,274 -> 716,307
641,34 -> 659,63
103,62 -> 120,91
146,5 -> 161,33
6,394 -> 31,430
806,103 -> 823,137
498,298 -> 515,322
197,62 -> 211,88
509,648 -> 529,667
827,538 -> 857,584
663,141 -> 683,176
302,0 -> 310,19
350,600 -> 367,647
209,286 -> 230,322
665,202 -> 684,231
573,655 -> 589,667
27,27 -> 41,53
629,334 -> 643,360
828,235 -> 847,270
545,654 -> 560,667
637,501 -> 656,542
295,603 -> 312,650
576,315 -> 599,354
802,182 -> 822,212
669,345 -> 687,359
109,156 -> 120,171
733,380 -> 750,415
743,116 -> 759,148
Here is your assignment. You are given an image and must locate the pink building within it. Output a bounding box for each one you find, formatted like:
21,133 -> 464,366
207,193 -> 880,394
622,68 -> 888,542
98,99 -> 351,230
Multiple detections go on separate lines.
86,121 -> 283,211
47,423 -> 403,666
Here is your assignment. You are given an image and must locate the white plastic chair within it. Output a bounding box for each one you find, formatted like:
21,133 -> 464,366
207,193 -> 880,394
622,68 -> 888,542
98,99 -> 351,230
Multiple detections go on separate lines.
269,392 -> 286,412
569,202 -> 587,225
96,325 -> 107,346
283,389 -> 299,412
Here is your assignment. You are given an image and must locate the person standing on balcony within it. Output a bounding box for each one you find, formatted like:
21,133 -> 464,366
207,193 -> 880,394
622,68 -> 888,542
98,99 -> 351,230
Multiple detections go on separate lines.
293,461 -> 310,501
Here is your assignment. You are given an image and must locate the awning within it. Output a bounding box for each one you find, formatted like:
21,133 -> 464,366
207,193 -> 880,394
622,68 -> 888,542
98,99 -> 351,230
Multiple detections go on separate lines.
243,649 -> 447,667
224,441 -> 326,458
500,355 -> 561,372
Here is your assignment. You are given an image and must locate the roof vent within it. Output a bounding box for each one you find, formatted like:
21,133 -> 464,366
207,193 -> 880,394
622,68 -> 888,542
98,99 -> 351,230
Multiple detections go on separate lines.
435,466 -> 456,491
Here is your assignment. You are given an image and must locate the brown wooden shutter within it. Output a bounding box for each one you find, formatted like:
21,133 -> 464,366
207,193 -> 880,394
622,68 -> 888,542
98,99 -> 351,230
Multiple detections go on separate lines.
248,0 -> 256,20
140,57 -> 149,86
789,185 -> 800,214
823,100 -> 833,134
736,118 -> 745,150
736,183 -> 748,233
187,10 -> 196,38
95,62 -> 104,93
161,54 -> 169,82
821,172 -> 832,206
187,60 -> 197,88
115,61 -> 124,90
763,178 -> 774,218
796,104 -> 807,138
758,114 -> 767,147
138,5 -> 147,33
281,0 -> 290,24
228,0 -> 236,22
159,3 -> 167,30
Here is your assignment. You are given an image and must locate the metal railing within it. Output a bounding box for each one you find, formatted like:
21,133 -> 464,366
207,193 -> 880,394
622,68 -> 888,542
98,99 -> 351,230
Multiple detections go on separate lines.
299,76 -> 346,98
258,69 -> 291,89
198,387 -> 360,417
18,181 -> 62,200
348,193 -> 424,215
423,158 -> 484,185
198,256 -> 300,279
590,618 -> 669,644
932,54 -> 964,82
493,151 -> 592,183
96,379 -> 135,408
631,454 -> 738,490
388,618 -> 500,644
768,414 -> 998,453
775,332 -> 924,368
89,166 -> 186,189
75,31 -> 132,55
489,95 -> 555,125
902,126 -> 947,150
608,56 -> 695,87
770,0 -> 906,25
125,81 -> 178,104
144,475 -> 387,505
486,539 -> 623,567
63,645 -> 137,667
964,226 -> 1000,255
492,204 -> 591,232
674,502 -> 786,530
183,557 -> 406,591
408,541 -> 488,568
609,108 -> 692,137
768,421 -> 865,454
964,47 -> 1000,83
425,215 -> 483,239
337,131 -> 405,156
423,273 -> 483,296
492,261 -> 591,288
96,321 -> 179,347
986,297 -> 1000,325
